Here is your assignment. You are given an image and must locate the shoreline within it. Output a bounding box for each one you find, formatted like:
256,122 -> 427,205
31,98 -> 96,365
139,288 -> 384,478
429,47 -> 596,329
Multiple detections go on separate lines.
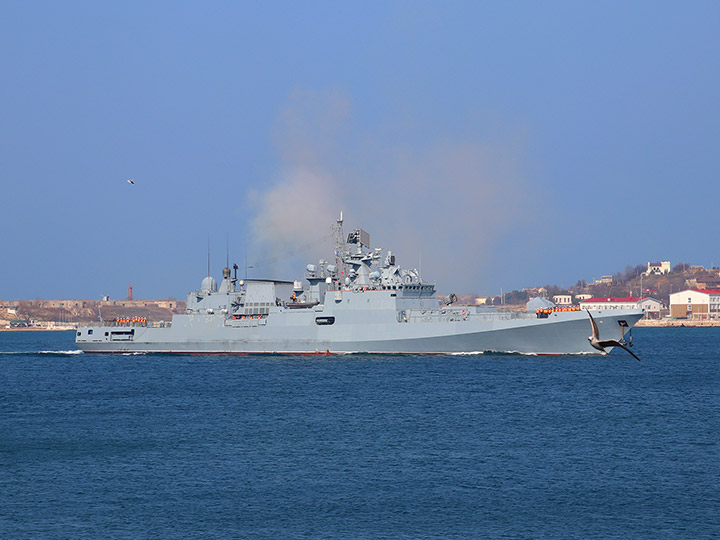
0,326 -> 76,332
635,319 -> 720,327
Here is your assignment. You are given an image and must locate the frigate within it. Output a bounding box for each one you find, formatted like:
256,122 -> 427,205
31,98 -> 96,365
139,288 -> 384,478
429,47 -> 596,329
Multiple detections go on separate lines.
75,215 -> 643,355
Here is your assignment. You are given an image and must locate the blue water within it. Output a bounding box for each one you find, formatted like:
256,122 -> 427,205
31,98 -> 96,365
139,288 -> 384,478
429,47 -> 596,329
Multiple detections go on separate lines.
1,329 -> 718,539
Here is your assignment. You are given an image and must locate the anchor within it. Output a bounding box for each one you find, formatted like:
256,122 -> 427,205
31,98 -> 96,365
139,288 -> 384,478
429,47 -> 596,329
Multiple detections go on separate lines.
617,320 -> 633,347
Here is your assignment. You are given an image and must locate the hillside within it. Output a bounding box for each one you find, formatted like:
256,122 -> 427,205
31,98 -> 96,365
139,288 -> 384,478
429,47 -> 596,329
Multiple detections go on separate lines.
483,263 -> 720,306
0,299 -> 185,328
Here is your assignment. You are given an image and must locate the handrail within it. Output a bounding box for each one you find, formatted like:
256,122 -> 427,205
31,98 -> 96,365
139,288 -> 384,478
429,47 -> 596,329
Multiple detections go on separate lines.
78,321 -> 172,328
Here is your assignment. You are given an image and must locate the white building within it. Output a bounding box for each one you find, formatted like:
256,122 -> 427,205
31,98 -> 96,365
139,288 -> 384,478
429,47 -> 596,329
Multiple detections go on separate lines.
644,261 -> 671,276
552,295 -> 572,306
669,289 -> 720,320
580,296 -> 662,318
575,294 -> 592,301
637,297 -> 664,319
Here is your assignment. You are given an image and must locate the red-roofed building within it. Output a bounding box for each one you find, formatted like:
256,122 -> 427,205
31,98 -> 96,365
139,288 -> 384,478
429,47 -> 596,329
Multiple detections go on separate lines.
669,289 -> 720,320
580,296 -> 663,318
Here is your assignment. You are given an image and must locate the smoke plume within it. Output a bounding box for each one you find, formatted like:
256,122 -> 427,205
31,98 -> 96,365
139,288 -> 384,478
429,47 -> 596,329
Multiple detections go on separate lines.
249,90 -> 535,293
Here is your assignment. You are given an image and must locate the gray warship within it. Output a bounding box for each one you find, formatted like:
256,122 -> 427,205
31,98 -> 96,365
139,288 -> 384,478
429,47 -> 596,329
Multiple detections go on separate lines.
76,215 -> 643,355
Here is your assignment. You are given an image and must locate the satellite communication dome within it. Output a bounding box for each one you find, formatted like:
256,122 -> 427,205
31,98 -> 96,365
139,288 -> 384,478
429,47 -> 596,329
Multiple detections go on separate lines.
201,276 -> 218,292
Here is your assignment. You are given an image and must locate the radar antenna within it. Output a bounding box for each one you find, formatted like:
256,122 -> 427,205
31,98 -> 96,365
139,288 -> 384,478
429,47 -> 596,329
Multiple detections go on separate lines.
333,211 -> 346,287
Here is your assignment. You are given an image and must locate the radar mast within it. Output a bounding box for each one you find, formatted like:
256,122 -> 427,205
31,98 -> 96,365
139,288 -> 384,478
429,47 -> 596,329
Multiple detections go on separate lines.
333,211 -> 346,287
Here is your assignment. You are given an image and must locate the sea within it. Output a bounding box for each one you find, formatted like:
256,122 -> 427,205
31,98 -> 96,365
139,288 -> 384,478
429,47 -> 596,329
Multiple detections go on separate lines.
1,328 -> 718,539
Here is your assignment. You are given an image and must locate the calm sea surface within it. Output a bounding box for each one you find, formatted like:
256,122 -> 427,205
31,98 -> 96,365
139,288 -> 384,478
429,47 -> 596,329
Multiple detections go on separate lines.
1,329 -> 718,539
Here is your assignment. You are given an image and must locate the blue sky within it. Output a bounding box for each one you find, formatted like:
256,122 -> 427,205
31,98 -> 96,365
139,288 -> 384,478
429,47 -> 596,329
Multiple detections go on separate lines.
2,1 -> 718,299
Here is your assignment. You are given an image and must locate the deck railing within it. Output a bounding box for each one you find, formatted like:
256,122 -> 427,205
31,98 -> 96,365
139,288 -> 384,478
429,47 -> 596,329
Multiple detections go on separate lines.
79,321 -> 172,328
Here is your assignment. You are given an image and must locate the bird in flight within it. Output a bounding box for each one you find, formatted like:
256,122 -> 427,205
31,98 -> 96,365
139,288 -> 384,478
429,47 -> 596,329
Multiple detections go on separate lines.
127,179 -> 135,185
587,310 -> 640,361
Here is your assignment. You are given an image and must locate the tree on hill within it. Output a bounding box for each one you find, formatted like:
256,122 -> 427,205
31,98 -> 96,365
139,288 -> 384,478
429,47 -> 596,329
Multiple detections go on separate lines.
503,289 -> 530,304
626,264 -> 645,280
540,285 -> 570,299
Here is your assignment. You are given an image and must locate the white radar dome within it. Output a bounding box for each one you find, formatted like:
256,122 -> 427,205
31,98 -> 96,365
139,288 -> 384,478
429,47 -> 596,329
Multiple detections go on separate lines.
201,276 -> 218,292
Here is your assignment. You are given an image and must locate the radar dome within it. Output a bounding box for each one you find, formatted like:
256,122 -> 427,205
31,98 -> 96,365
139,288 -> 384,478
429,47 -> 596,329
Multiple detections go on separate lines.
201,276 -> 218,292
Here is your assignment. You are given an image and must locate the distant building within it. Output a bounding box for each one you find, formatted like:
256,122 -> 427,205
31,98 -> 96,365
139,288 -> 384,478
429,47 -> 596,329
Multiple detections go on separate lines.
696,277 -> 720,289
575,294 -> 592,301
581,296 -> 661,318
552,295 -> 572,306
644,261 -> 671,276
24,300 -> 89,309
0,304 -> 19,315
642,288 -> 658,296
669,289 -> 720,320
637,297 -> 664,319
594,275 -> 613,285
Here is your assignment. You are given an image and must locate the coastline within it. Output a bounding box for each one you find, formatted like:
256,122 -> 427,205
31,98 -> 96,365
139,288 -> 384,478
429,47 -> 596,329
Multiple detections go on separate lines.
0,326 -> 76,332
635,319 -> 720,327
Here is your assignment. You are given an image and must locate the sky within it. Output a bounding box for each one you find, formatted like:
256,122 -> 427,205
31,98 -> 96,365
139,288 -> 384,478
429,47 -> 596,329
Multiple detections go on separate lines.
1,1 -> 719,300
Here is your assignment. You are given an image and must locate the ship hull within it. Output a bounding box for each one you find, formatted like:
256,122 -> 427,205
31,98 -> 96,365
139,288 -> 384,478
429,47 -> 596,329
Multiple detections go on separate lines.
76,308 -> 643,356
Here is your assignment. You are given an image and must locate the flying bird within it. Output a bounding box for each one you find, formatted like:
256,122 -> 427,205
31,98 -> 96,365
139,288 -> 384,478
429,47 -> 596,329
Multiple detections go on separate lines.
587,310 -> 640,361
127,179 -> 135,185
